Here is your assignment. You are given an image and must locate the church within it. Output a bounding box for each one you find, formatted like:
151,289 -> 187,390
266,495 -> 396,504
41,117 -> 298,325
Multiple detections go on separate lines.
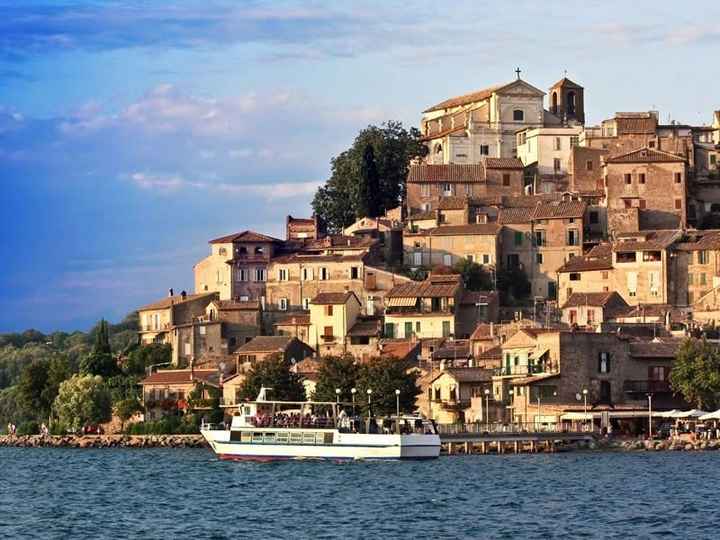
421,70 -> 586,162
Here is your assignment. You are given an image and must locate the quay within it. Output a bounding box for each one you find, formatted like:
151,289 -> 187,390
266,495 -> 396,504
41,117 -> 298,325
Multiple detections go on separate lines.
437,423 -> 596,455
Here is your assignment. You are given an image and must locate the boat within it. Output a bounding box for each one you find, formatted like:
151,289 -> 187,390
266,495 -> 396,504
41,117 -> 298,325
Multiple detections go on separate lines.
200,388 -> 440,461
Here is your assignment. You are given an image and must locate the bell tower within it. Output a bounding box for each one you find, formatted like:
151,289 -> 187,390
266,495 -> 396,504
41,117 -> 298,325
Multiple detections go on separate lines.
549,77 -> 585,125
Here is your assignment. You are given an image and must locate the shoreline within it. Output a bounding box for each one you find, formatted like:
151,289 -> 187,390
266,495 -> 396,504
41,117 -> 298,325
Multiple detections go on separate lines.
0,434 -> 207,449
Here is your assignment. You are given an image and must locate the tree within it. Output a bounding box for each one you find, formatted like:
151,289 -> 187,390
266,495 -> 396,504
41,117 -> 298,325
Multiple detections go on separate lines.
79,351 -> 119,378
312,121 -> 424,232
354,357 -> 420,416
53,374 -> 112,432
496,265 -> 531,303
669,338 -> 720,410
93,319 -> 112,355
114,398 -> 143,431
17,360 -> 49,417
357,144 -> 382,219
312,355 -> 359,402
453,259 -> 495,291
237,355 -> 305,402
122,343 -> 171,376
40,355 -> 70,415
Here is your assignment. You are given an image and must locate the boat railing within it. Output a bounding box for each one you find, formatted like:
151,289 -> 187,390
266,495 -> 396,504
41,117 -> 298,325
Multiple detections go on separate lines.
200,421 -> 228,431
437,422 -> 597,435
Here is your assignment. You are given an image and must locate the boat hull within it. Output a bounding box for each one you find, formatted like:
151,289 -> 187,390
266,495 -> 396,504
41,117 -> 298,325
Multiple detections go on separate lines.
201,429 -> 440,461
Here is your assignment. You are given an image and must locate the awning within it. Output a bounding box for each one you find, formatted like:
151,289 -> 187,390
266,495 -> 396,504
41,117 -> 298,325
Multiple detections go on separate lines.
387,297 -> 417,307
531,348 -> 550,360
671,409 -> 708,419
699,410 -> 720,421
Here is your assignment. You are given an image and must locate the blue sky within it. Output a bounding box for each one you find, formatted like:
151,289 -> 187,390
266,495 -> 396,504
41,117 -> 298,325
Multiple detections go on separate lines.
2,0 -> 719,332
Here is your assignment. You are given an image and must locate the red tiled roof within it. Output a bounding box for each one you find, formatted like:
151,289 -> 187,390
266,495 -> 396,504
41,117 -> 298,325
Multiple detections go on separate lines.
629,340 -> 681,358
310,291 -> 359,305
237,336 -> 295,353
424,83 -> 506,113
426,223 -> 501,236
270,253 -> 366,264
613,230 -> 680,252
141,369 -> 217,386
209,230 -> 282,244
606,147 -> 685,164
138,292 -> 217,312
380,339 -> 420,361
407,164 -> 485,183
557,243 -> 613,273
274,314 -> 310,326
476,344 -> 502,361
386,275 -> 461,299
347,318 -> 382,337
212,300 -> 261,311
561,291 -> 628,310
484,157 -> 524,169
433,367 -> 494,383
615,114 -> 657,135
550,77 -> 583,89
502,193 -> 563,208
498,207 -> 533,224
532,200 -> 587,220
438,196 -> 469,210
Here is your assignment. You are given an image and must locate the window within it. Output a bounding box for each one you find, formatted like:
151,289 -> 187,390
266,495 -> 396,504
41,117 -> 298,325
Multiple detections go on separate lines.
278,268 -> 288,281
326,305 -> 334,316
254,268 -> 266,282
421,184 -> 430,197
554,137 -> 561,151
587,309 -> 595,324
589,211 -> 599,224
350,267 -> 359,279
625,173 -> 632,184
602,271 -> 609,279
502,173 -> 511,186
466,255 -> 474,263
255,246 -> 264,255
441,182 -> 452,196
323,326 -> 334,339
698,251 -> 709,265
639,173 -> 646,184
567,230 -> 579,246
675,199 -> 682,210
711,155 -> 717,166
569,273 -> 581,281
413,252 -> 422,266
507,254 -> 520,268
482,254 -> 490,264
553,158 -> 561,171
700,273 -> 707,286
639,199 -> 646,209
442,321 -> 451,337
464,184 -> 471,195
649,140 -> 655,148
480,145 -> 489,155
627,272 -> 637,297
404,322 -> 413,338
586,160 -> 593,171
302,267 -> 312,281
688,273 -> 694,286
384,323 -> 395,339
513,109 -> 524,121
279,298 -> 288,311
443,254 -> 452,266
320,268 -> 328,280
536,253 -> 543,265
570,136 -> 579,147
598,352 -> 610,374
675,172 -> 682,183
649,271 -> 659,297
238,268 -> 249,282
302,298 -> 310,310
567,91 -> 576,115
514,232 -> 523,247
534,230 -> 546,247
218,247 -> 227,256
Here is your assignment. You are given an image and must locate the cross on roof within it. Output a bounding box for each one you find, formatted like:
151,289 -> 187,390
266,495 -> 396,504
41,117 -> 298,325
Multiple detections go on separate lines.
515,67 -> 521,79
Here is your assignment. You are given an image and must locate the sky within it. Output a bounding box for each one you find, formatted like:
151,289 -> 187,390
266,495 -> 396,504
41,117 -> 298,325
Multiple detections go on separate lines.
2,0 -> 720,333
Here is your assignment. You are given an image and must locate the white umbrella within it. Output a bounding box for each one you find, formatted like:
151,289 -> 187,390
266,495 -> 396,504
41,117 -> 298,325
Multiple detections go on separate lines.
699,410 -> 720,421
671,409 -> 708,419
654,409 -> 678,418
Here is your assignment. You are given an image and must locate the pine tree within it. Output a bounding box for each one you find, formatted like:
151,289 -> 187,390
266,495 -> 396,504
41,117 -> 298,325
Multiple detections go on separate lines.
358,144 -> 381,218
94,319 -> 111,355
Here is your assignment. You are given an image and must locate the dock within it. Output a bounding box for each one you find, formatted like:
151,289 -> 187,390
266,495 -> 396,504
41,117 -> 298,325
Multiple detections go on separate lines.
438,424 -> 596,455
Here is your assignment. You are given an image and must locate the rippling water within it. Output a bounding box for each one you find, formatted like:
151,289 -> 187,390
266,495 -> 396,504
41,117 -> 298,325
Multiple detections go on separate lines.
1,447 -> 718,539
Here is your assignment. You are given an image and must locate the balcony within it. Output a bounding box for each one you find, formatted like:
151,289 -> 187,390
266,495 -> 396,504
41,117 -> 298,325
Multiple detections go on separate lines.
493,365 -> 557,377
623,380 -> 672,394
321,334 -> 336,343
140,323 -> 171,332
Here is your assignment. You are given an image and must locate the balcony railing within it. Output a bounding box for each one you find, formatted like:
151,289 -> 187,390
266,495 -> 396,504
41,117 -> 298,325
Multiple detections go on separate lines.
493,365 -> 558,377
140,323 -> 171,332
623,380 -> 672,394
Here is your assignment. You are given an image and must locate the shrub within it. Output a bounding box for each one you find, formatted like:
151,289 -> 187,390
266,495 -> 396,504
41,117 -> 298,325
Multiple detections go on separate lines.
17,420 -> 40,436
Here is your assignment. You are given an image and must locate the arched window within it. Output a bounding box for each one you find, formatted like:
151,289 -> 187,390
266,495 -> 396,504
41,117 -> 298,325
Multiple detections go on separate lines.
551,92 -> 558,114
513,109 -> 524,122
567,91 -> 576,115
435,143 -> 442,154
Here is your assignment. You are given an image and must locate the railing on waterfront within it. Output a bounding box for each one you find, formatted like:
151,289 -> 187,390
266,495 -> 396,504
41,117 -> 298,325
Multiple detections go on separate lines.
437,422 -> 596,435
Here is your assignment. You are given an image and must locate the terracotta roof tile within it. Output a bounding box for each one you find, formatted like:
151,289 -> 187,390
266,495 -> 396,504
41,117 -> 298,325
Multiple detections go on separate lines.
270,253 -> 366,264
498,207 -> 533,224
613,230 -> 680,252
386,275 -> 461,299
212,299 -> 261,311
347,318 -> 382,337
138,292 -> 217,312
476,344 -> 502,361
557,243 -> 613,273
407,164 -> 486,183
310,291 -> 359,305
274,314 -> 310,326
615,114 -> 657,135
484,157 -> 524,169
141,369 -> 217,386
532,200 -> 587,220
433,367 -> 494,383
438,196 -> 469,210
426,223 -> 501,236
424,83 -> 505,113
606,147 -> 685,164
209,230 -> 282,244
629,339 -> 681,358
237,336 -> 295,353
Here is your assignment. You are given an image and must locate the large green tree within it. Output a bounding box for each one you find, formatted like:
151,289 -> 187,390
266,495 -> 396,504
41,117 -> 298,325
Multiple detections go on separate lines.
122,343 -> 172,376
17,360 -> 49,416
312,121 -> 425,232
53,374 -> 112,432
357,144 -> 382,219
312,355 -> 359,402
237,355 -> 305,402
670,338 -> 720,409
453,259 -> 495,291
354,357 -> 420,416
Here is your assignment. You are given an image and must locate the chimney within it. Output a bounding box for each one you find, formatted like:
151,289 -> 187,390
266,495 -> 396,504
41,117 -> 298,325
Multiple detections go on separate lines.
168,288 -> 174,297
181,290 -> 187,300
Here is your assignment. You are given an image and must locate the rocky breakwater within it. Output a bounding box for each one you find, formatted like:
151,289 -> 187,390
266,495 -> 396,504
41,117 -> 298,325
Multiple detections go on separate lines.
0,434 -> 207,449
618,438 -> 720,452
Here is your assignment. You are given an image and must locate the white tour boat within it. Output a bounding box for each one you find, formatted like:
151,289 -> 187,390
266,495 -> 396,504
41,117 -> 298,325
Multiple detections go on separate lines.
200,388 -> 440,461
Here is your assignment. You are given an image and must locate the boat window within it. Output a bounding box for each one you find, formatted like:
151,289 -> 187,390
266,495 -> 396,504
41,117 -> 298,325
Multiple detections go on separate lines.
290,432 -> 303,444
263,433 -> 276,443
240,432 -> 252,443
252,432 -> 264,443
323,433 -> 333,444
303,433 -> 316,445
243,406 -> 252,415
230,431 -> 242,442
276,432 -> 289,444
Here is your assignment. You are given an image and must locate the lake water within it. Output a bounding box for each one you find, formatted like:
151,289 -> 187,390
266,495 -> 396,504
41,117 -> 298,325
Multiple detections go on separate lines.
1,447 -> 718,539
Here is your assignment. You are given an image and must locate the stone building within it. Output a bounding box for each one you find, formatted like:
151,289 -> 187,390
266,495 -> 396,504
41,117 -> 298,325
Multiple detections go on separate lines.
286,215 -> 324,242
569,146 -> 607,193
137,291 -> 218,345
668,230 -> 720,306
560,291 -> 629,329
343,215 -> 404,265
403,223 -> 501,269
421,76 -> 550,161
235,336 -> 314,369
307,291 -> 362,355
499,198 -> 586,299
604,147 -> 688,233
405,160 -> 524,213
516,126 -> 584,193
274,313 -> 311,343
422,367 -> 494,424
194,230 -> 284,301
140,368 -> 219,421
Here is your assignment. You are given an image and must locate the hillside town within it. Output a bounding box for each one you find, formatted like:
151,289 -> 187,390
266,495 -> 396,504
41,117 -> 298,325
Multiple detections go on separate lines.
136,72 -> 720,435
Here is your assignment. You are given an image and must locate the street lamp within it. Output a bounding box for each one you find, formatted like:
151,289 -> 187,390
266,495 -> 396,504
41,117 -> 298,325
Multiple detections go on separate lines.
351,387 -> 357,416
367,388 -> 373,416
335,388 -> 341,405
647,393 -> 653,440
582,388 -> 589,432
395,389 -> 401,419
484,388 -> 490,429
508,388 -> 515,426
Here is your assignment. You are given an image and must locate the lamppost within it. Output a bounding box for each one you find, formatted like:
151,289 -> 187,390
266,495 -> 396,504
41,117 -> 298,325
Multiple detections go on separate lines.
395,389 -> 401,418
536,391 -> 541,430
367,388 -> 373,415
647,393 -> 653,440
582,388 -> 589,432
508,388 -> 515,427
335,388 -> 341,405
484,388 -> 490,429
351,387 -> 357,417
